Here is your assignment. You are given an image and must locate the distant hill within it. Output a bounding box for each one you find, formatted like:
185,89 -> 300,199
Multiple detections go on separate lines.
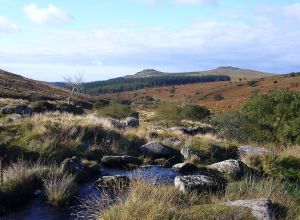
83,74 -> 231,95
126,66 -> 275,81
0,69 -> 93,102
127,69 -> 166,78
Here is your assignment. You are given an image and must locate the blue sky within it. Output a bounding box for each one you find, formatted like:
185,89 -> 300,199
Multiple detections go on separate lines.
0,0 -> 300,81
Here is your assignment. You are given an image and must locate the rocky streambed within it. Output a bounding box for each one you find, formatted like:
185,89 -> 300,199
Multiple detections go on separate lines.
0,166 -> 179,220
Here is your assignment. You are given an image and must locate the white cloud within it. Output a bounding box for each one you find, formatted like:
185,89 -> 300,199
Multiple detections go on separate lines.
0,16 -> 18,33
3,3 -> 300,80
172,0 -> 217,5
283,3 -> 300,21
24,3 -> 72,24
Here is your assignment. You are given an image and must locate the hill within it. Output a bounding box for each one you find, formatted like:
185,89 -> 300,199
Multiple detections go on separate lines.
0,69 -> 93,102
98,73 -> 300,112
125,66 -> 274,81
126,69 -> 166,78
83,74 -> 231,95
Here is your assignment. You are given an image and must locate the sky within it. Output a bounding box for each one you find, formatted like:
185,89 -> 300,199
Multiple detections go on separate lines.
1,0 -> 300,82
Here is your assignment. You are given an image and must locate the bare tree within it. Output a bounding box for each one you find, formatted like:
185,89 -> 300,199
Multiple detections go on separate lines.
64,73 -> 84,104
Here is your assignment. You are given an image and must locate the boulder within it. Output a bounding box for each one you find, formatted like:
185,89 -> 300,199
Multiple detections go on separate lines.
101,155 -> 142,168
14,105 -> 33,116
207,159 -> 247,179
61,157 -> 84,174
223,199 -> 274,220
181,147 -> 201,161
238,145 -> 270,156
96,175 -> 130,190
172,163 -> 199,174
174,174 -> 226,193
124,117 -> 139,128
139,142 -> 180,159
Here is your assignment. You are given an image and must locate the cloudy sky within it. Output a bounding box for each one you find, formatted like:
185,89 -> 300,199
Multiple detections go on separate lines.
1,0 -> 300,81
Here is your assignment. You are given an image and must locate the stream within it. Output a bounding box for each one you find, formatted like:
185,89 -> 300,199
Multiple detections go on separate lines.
1,166 -> 179,220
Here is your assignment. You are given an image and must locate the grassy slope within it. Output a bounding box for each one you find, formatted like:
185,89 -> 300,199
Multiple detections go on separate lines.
0,69 -> 94,102
99,74 -> 300,112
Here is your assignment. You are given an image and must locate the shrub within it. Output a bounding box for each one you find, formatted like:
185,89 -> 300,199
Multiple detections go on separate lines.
247,80 -> 258,87
213,110 -> 248,142
98,102 -> 139,120
93,100 -> 108,110
181,104 -> 211,121
262,155 -> 300,182
241,89 -> 300,145
213,94 -> 224,101
154,103 -> 211,124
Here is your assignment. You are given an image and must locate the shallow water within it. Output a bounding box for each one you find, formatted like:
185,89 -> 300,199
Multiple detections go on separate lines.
1,166 -> 179,220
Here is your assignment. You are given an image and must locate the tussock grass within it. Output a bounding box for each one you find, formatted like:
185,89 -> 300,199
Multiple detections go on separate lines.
43,171 -> 77,206
0,159 -> 52,209
80,178 -> 200,220
0,98 -> 29,107
79,177 -> 256,220
1,112 -> 142,161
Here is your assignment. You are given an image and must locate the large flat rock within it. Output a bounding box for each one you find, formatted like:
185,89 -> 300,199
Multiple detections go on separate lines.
174,174 -> 226,193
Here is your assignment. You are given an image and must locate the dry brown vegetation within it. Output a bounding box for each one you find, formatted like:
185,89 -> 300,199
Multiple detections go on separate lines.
0,69 -> 93,102
100,74 -> 300,113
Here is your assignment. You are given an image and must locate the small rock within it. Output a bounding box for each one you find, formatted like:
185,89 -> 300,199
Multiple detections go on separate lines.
174,174 -> 226,193
238,146 -> 270,156
61,156 -> 84,174
207,159 -> 247,179
223,199 -> 274,220
101,155 -> 142,168
96,175 -> 130,190
124,117 -> 139,128
172,163 -> 199,174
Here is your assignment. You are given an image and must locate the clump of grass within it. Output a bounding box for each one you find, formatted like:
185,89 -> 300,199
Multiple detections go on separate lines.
179,204 -> 255,220
80,177 -> 258,220
0,159 -> 51,210
80,178 -> 201,220
184,136 -> 238,164
43,171 -> 77,206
